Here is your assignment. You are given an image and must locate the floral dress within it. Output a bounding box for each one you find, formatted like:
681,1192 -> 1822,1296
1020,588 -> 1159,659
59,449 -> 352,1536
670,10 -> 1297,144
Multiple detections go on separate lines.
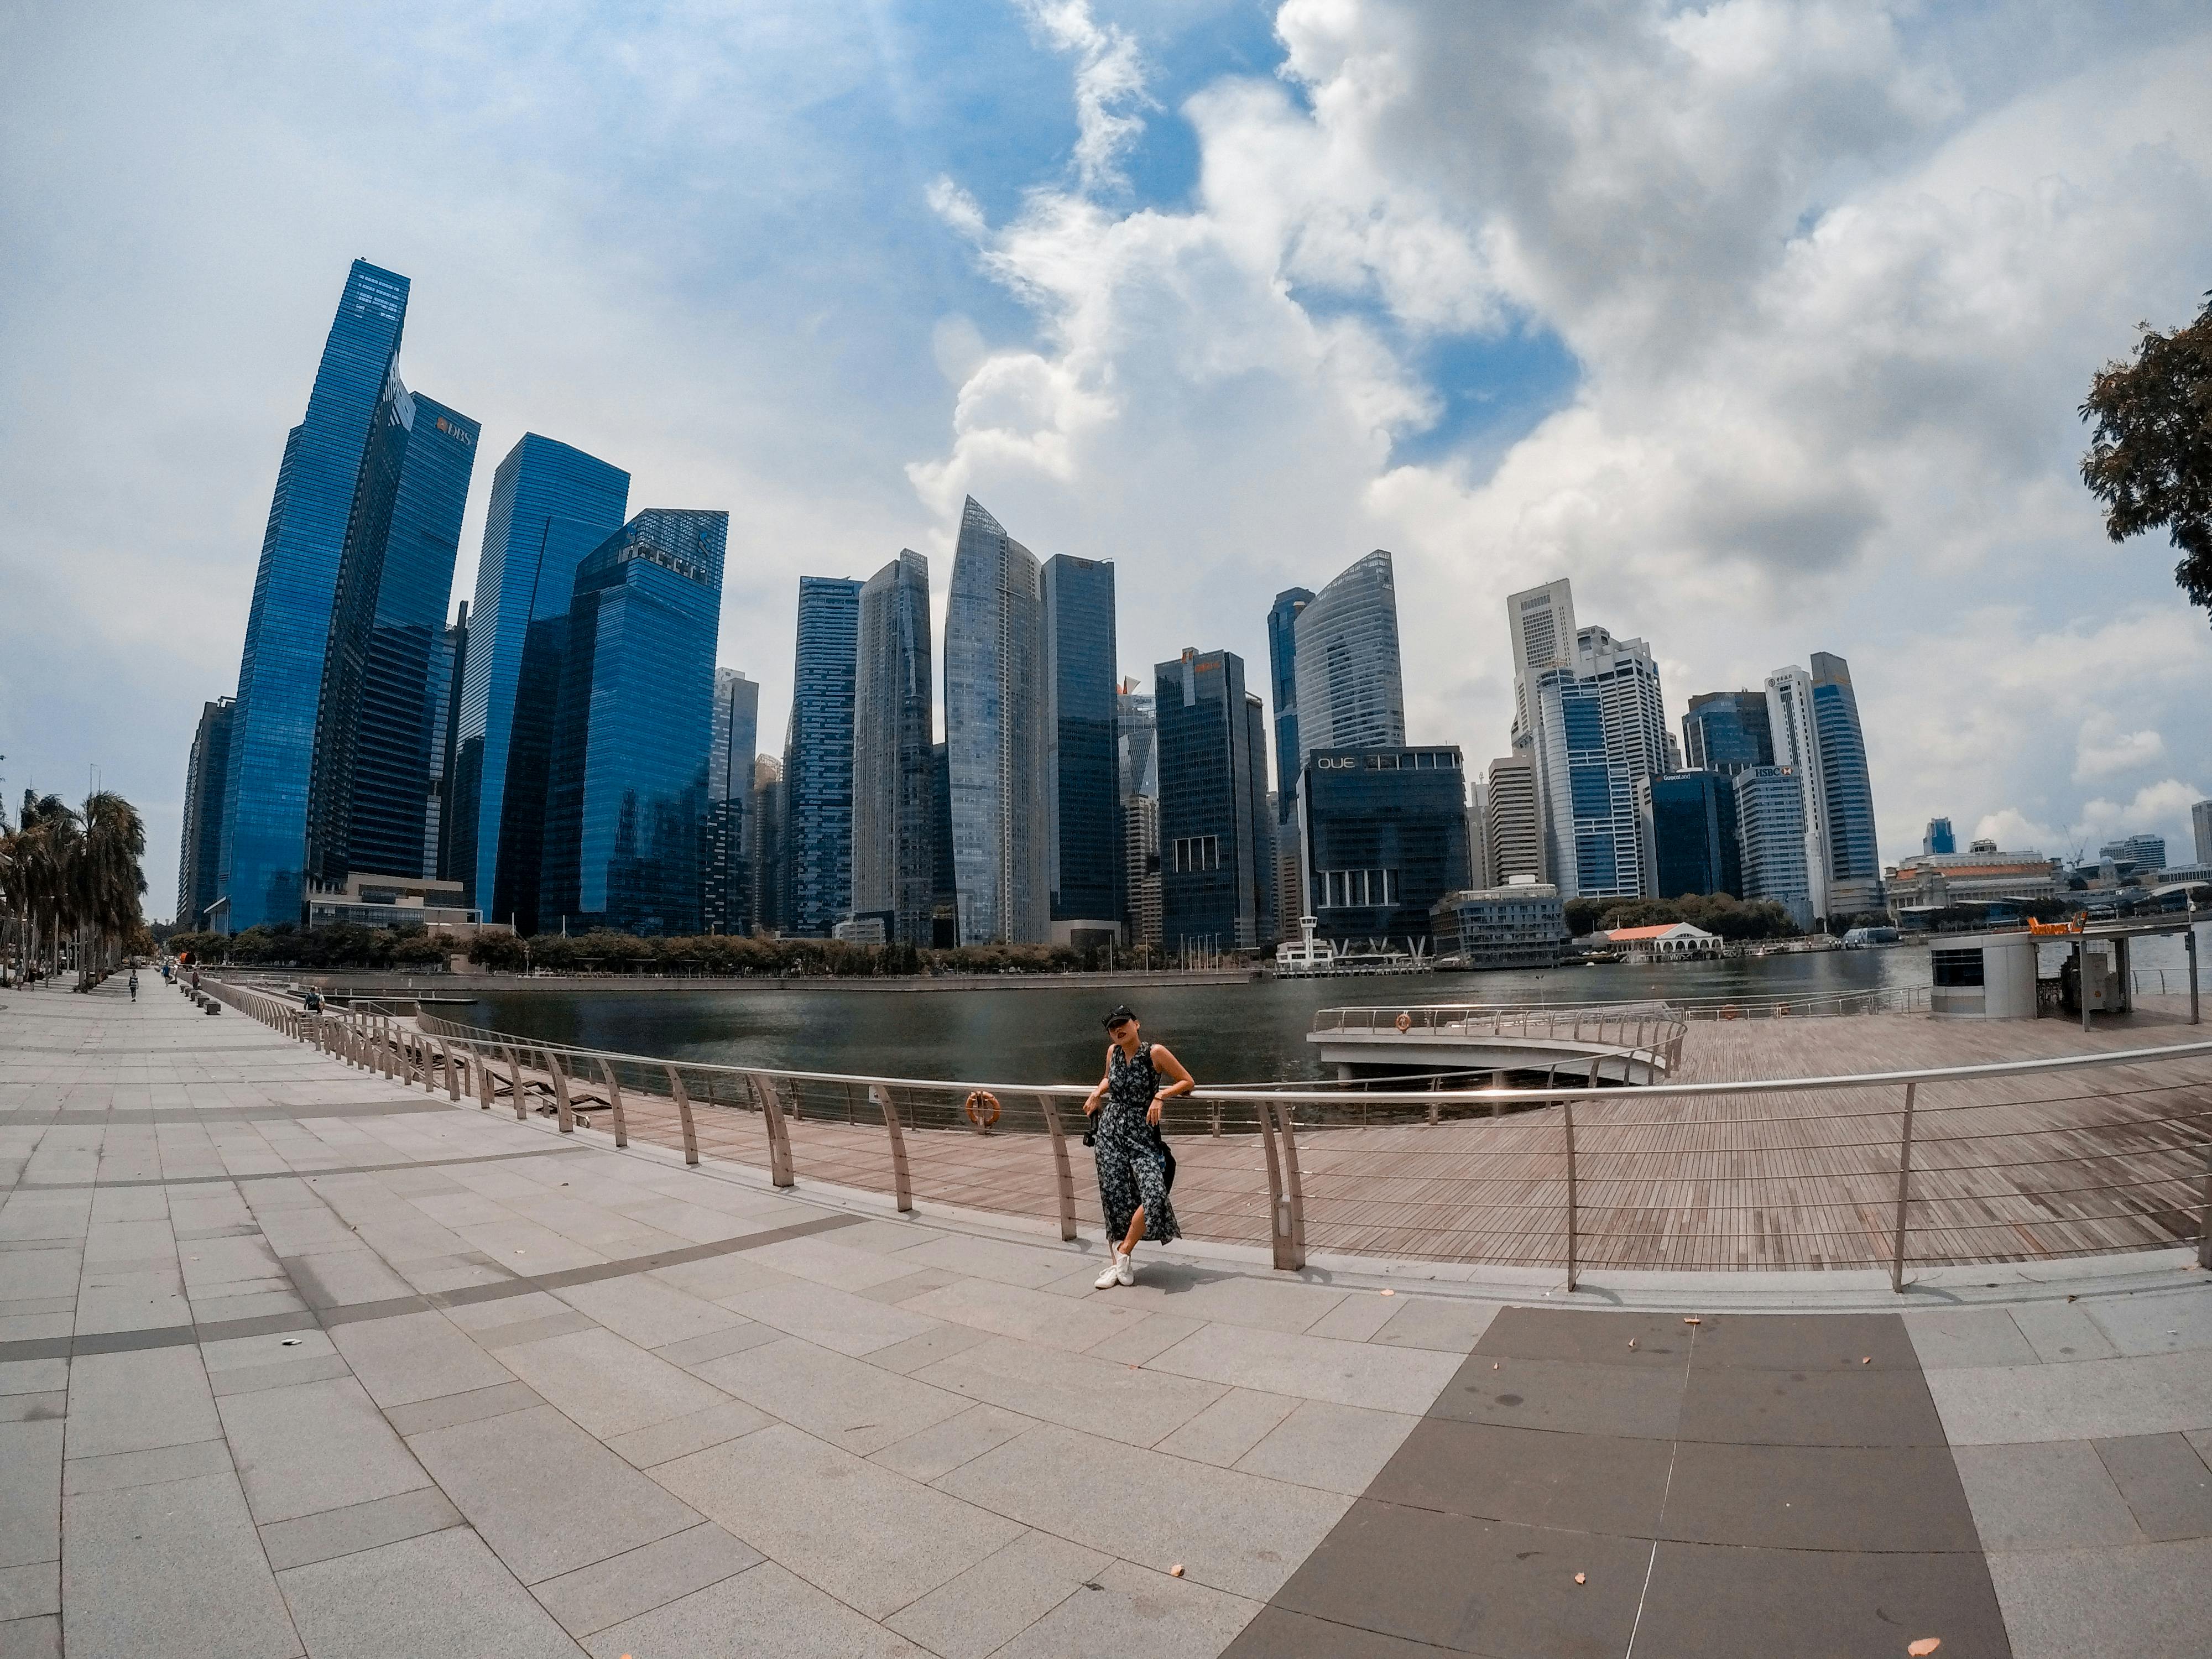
1094,1042 -> 1181,1244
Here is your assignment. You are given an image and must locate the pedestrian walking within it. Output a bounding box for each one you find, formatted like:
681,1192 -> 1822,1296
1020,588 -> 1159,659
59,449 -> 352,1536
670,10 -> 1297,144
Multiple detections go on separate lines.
1081,1005 -> 1193,1287
128,968 -> 138,1002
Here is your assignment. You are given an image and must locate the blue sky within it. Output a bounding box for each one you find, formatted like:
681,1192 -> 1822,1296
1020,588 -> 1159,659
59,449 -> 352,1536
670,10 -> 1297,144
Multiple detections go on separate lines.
3,1 -> 2210,915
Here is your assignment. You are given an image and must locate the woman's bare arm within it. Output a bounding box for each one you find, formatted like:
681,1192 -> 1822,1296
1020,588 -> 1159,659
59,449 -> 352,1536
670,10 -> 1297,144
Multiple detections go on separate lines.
1146,1045 -> 1194,1123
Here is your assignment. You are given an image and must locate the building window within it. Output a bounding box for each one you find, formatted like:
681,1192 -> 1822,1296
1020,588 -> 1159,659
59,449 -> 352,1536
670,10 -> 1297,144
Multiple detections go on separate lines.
1931,948 -> 1985,988
1172,836 -> 1218,873
1319,869 -> 1399,907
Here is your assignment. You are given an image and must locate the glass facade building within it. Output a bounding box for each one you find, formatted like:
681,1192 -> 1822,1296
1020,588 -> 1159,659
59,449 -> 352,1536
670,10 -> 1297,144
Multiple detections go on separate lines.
1809,652 -> 1882,917
783,575 -> 862,937
854,553 -> 936,945
1042,554 -> 1121,933
1266,587 -> 1312,825
749,755 -> 786,934
1525,620 -> 1666,901
1682,690 -> 1774,774
1291,552 -> 1405,761
1923,817 -> 1956,856
705,669 -> 759,934
1155,649 -> 1267,951
1735,764 -> 1813,930
538,510 -> 727,936
450,435 -> 630,933
1638,771 -> 1742,899
431,604 -> 468,881
944,497 -> 1048,945
217,260 -> 410,932
177,697 -> 234,929
1297,746 -> 1470,948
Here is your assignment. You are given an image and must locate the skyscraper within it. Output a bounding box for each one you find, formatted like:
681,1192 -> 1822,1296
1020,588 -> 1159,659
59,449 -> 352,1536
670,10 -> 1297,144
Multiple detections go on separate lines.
1521,617 -> 1666,901
783,575 -> 863,937
1486,754 -> 1540,883
944,497 -> 1048,945
1682,690 -> 1774,774
1506,577 -> 1576,745
216,260 -> 411,932
1923,817 -> 1956,856
450,435 -> 630,933
1155,649 -> 1267,951
1245,692 -> 1277,946
1764,666 -> 1828,926
1735,765 -> 1812,930
854,552 -> 936,945
427,603 -> 467,881
749,754 -> 785,934
1639,771 -> 1741,899
1123,794 -> 1162,947
305,385 -> 480,886
538,510 -> 727,937
1298,746 -> 1471,949
1042,554 -> 1121,941
2194,800 -> 2212,865
2098,833 -> 2167,871
1809,653 -> 1882,918
704,669 -> 759,935
176,698 -> 234,930
1265,587 -> 1313,825
1291,552 -> 1405,762
1115,679 -> 1157,801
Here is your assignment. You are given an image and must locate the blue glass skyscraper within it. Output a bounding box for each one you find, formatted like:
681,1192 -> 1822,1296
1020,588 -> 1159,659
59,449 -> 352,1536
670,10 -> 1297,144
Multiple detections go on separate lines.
1155,649 -> 1267,951
1266,588 -> 1312,827
1042,554 -> 1120,936
449,435 -> 630,933
1681,690 -> 1774,774
1809,652 -> 1882,917
855,554 -> 936,945
217,260 -> 409,932
782,575 -> 863,937
177,697 -> 234,930
538,510 -> 728,936
705,668 -> 760,934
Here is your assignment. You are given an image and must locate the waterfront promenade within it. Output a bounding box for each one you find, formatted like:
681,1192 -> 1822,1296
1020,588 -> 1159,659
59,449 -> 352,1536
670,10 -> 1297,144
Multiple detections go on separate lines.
4,981 -> 2209,1657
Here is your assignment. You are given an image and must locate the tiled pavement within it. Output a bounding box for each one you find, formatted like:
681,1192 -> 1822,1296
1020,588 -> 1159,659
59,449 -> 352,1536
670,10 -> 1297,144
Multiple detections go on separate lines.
3,983 -> 2208,1657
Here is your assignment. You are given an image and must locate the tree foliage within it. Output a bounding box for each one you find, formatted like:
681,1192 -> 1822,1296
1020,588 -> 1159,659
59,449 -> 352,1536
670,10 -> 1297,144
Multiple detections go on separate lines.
1564,891 -> 1802,941
2080,291 -> 2212,619
2,788 -> 148,983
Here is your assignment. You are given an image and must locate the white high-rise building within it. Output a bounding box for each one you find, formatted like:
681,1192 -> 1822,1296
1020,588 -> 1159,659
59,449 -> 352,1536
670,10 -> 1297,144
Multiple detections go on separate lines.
1763,666 -> 1827,926
1292,551 -> 1406,764
1507,577 -> 1575,746
1486,754 -> 1540,884
1735,764 -> 1813,930
2195,799 -> 2212,865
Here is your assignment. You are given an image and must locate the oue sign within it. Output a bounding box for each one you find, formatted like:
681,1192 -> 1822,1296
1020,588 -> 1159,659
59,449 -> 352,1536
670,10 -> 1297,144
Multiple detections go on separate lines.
1315,757 -> 1358,770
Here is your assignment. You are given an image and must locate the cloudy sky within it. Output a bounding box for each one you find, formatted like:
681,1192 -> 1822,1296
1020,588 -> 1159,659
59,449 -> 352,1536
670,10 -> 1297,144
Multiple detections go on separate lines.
4,0 -> 2210,917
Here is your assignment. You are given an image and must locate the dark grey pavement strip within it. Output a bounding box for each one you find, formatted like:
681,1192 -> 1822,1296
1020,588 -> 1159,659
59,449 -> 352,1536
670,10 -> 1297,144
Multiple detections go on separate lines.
0,1212 -> 859,1364
0,1099 -> 458,1124
10,1144 -> 592,1191
1226,1308 -> 2015,1658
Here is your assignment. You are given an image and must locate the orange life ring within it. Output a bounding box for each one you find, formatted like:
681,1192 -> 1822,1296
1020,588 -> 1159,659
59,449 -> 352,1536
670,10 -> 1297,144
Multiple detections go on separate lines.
1394,1012 -> 1413,1035
1721,1005 -> 1740,1021
963,1090 -> 1001,1128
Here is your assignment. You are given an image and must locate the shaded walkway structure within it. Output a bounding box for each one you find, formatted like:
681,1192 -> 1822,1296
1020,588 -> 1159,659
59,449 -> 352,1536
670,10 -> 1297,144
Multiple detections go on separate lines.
1,980 -> 2208,1657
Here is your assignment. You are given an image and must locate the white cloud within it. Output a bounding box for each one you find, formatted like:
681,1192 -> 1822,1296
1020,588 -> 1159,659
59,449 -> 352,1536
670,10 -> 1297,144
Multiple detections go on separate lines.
1015,0 -> 1155,192
2073,718 -> 2166,783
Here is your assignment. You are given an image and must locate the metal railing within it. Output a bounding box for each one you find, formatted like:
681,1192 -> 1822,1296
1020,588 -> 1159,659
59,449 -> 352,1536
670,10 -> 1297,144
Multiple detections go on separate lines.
1310,1001 -> 1687,1076
202,977 -> 2212,1290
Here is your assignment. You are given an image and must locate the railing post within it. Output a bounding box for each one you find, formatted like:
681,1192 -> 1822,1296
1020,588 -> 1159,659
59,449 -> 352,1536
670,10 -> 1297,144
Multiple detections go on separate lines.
1035,1093 -> 1078,1241
505,1048 -> 526,1121
476,1047 -> 492,1110
746,1072 -> 792,1186
1254,1098 -> 1307,1271
870,1084 -> 914,1213
1890,1082 -> 1917,1293
442,1040 -> 459,1102
599,1057 -> 628,1149
1563,1099 -> 1579,1293
665,1066 -> 700,1165
546,1048 -> 575,1134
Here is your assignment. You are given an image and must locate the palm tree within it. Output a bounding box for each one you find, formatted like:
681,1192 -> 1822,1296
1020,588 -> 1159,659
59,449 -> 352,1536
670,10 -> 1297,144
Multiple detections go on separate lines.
3,793 -> 79,987
75,790 -> 148,983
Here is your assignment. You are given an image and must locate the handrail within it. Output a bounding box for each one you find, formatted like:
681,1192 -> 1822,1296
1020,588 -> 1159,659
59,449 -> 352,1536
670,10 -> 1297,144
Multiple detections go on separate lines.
206,976 -> 2212,1287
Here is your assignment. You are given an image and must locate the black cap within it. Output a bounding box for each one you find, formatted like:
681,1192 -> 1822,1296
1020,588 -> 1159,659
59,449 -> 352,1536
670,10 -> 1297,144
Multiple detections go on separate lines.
1103,1004 -> 1138,1030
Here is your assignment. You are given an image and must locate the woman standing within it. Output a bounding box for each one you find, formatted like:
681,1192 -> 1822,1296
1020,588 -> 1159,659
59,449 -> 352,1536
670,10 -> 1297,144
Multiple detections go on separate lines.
1082,1005 -> 1194,1287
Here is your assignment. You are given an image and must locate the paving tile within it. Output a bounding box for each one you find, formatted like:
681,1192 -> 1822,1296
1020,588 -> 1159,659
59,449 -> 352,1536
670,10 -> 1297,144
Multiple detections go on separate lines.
1154,1387 -> 1300,1466
1369,1417 -> 1673,1537
328,1310 -> 515,1408
1303,1292 -> 1402,1344
0,1363 -> 63,1400
653,1422 -> 1022,1620
603,1399 -> 773,1469
989,1557 -> 1260,1659
867,1402 -> 1036,1482
2095,1432 -> 2212,1540
1677,1363 -> 1947,1447
726,1280 -> 947,1357
1084,1308 -> 1208,1365
858,1267 -> 961,1303
257,1486 -> 463,1571
1105,1267 -> 1351,1335
917,1332 -> 1225,1447
938,1421 -> 1349,1603
2011,1301 -> 2120,1363
890,1233 -> 1075,1288
1271,1498 -> 1647,1657
408,1404 -> 701,1585
471,1308 -> 598,1350
1429,1353 -> 1683,1440
0,1558 -> 54,1627
0,1398 -> 62,1427
1953,1439 -> 2145,1549
383,1380 -> 545,1437
1636,1538 -> 2008,1659
1147,1323 -> 1460,1416
1223,1605 -> 1460,1657
529,1519 -> 761,1637
487,1326 -> 733,1439
1233,1399 -> 1424,1495
1905,1307 -> 2039,1370
1370,1296 -> 1499,1354
61,1471 -> 299,1659
1473,1306 -> 1697,1369
653,1318 -> 780,1369
278,1525 -> 578,1659
883,1528 -> 1106,1659
0,1613 -> 60,1659
864,1320 -> 995,1374
208,1353 -> 353,1397
1660,1441 -> 1980,1551
551,1272 -> 745,1349
61,1346 -> 218,1459
902,1275 -> 1143,1352
61,1438 -> 233,1496
1926,1350 -> 2212,1444
1986,1536 -> 2212,1659
578,1560 -> 924,1658
1691,1311 -> 1918,1371
695,1335 -> 972,1455
646,1251 -> 800,1303
745,1235 -> 924,1291
2084,1288 -> 2212,1356
218,1375 -> 429,1525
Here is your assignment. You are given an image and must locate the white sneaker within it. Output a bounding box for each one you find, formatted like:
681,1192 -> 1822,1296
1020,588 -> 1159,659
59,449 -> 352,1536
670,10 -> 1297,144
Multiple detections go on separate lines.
1095,1254 -> 1125,1290
1115,1252 -> 1135,1286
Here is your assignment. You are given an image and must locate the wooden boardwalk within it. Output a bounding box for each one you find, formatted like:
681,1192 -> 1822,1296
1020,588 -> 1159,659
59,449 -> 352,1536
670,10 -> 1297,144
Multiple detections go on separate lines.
473,1001 -> 2212,1274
